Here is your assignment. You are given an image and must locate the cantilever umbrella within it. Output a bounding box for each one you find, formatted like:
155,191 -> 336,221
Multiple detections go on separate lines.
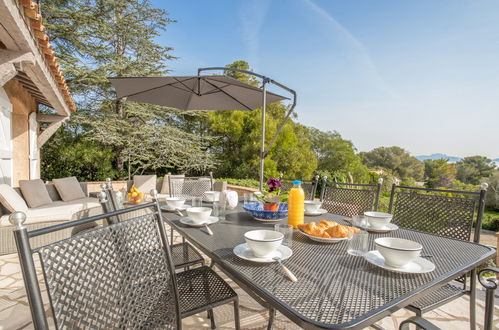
109,69 -> 296,190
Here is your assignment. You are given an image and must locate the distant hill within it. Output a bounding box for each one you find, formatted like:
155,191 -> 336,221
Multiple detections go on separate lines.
415,153 -> 462,163
416,154 -> 499,165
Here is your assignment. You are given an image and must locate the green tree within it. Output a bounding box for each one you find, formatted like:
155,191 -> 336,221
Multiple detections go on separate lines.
424,159 -> 456,188
206,61 -> 317,179
41,125 -> 117,181
306,128 -> 370,182
41,0 -> 215,177
456,156 -> 496,184
360,146 -> 424,180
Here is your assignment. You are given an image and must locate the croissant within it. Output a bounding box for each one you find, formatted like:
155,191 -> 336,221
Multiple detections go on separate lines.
326,225 -> 351,238
298,222 -> 316,235
320,220 -> 338,228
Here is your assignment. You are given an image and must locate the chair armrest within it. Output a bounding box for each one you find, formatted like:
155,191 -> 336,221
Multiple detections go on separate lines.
478,267 -> 499,290
399,316 -> 440,330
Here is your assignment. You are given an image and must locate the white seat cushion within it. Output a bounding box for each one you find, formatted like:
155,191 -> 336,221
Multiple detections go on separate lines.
53,177 -> 86,201
19,179 -> 53,208
0,197 -> 102,226
133,175 -> 157,194
0,184 -> 28,212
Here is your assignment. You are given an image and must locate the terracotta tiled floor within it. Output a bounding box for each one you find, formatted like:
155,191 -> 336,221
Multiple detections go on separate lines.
0,230 -> 497,329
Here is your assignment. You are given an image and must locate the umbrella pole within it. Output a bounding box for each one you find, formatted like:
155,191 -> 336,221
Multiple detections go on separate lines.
259,79 -> 267,191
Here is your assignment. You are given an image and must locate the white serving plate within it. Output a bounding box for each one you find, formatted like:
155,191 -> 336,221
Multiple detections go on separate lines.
299,230 -> 351,244
233,243 -> 292,263
304,208 -> 328,216
180,216 -> 219,227
365,223 -> 399,233
364,250 -> 435,274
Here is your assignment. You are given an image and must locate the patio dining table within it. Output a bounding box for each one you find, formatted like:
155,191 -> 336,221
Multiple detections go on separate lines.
161,202 -> 496,329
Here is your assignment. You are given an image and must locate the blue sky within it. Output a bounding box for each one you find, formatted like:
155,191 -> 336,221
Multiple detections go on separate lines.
154,0 -> 499,158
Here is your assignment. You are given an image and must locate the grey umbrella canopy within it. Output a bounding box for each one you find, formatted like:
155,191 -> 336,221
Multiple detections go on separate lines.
108,75 -> 287,110
109,69 -> 296,190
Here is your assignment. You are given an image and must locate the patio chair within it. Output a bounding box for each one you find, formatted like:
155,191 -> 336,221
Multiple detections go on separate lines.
388,183 -> 488,328
100,182 -> 204,271
10,199 -> 240,329
399,267 -> 498,330
168,173 -> 214,200
319,177 -> 383,216
279,175 -> 319,200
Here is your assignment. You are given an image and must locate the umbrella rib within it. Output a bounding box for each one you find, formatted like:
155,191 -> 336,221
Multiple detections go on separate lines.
208,76 -> 288,99
121,77 -> 196,99
203,80 -> 253,111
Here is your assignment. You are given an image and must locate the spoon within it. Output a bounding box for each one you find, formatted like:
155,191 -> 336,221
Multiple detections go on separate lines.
273,256 -> 297,282
175,209 -> 184,217
204,224 -> 213,236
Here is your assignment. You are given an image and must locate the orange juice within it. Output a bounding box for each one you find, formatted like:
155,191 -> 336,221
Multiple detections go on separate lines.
288,180 -> 305,228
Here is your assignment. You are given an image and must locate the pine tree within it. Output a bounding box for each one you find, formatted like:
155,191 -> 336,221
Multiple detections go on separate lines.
41,0 -> 216,176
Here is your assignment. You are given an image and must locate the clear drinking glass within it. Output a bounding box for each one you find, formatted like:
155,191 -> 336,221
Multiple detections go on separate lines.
351,215 -> 367,228
191,197 -> 203,207
274,224 -> 293,248
347,228 -> 368,256
243,193 -> 255,204
212,201 -> 226,220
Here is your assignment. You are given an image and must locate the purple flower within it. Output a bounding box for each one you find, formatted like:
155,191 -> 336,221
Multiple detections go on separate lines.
266,178 -> 282,192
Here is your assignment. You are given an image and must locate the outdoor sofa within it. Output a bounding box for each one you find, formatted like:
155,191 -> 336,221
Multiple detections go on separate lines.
0,178 -> 103,255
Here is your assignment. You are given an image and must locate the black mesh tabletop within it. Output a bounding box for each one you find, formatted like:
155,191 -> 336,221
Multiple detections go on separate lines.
163,204 -> 495,329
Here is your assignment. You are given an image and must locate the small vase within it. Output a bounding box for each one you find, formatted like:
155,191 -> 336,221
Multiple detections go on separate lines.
263,203 -> 279,211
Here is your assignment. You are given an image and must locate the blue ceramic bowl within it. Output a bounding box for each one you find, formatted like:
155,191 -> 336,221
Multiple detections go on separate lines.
243,202 -> 288,221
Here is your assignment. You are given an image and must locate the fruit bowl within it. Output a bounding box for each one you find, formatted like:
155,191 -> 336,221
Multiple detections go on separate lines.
243,202 -> 288,222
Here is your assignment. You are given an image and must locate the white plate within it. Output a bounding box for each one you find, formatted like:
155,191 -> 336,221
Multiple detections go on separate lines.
365,223 -> 399,233
364,250 -> 435,274
304,208 -> 328,216
161,204 -> 191,212
180,216 -> 219,227
299,230 -> 351,243
233,243 -> 293,263
203,198 -> 220,203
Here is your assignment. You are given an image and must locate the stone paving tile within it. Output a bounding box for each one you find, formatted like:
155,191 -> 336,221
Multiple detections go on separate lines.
0,229 -> 497,330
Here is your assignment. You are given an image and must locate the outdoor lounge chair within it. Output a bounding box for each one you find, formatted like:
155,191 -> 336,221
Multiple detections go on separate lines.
279,175 -> 319,200
388,183 -> 488,328
100,182 -> 205,271
319,178 -> 383,216
10,198 -> 240,329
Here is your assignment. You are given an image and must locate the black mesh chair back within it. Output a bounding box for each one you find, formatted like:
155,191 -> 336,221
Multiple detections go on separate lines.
320,178 -> 383,216
10,201 -> 181,329
169,174 -> 214,200
279,176 -> 319,200
388,184 -> 487,243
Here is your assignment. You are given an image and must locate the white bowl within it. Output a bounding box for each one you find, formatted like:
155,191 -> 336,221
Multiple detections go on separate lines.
165,197 -> 185,209
364,212 -> 393,229
204,191 -> 220,202
375,237 -> 422,268
244,230 -> 283,257
304,200 -> 322,213
186,207 -> 212,224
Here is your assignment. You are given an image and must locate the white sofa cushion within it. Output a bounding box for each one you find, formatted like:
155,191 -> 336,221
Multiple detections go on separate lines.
0,197 -> 101,226
160,174 -> 185,195
53,177 -> 85,202
133,175 -> 157,194
19,179 -> 53,208
0,184 -> 28,213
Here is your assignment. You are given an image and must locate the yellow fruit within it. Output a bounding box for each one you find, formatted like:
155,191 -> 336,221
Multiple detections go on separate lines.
134,199 -> 142,204
138,192 -> 144,199
131,192 -> 138,198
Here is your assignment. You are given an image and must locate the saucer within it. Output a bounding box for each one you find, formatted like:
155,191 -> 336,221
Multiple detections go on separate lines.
180,216 -> 219,227
304,208 -> 328,216
161,204 -> 190,212
233,244 -> 293,263
365,223 -> 399,233
364,250 -> 435,274
203,198 -> 219,203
